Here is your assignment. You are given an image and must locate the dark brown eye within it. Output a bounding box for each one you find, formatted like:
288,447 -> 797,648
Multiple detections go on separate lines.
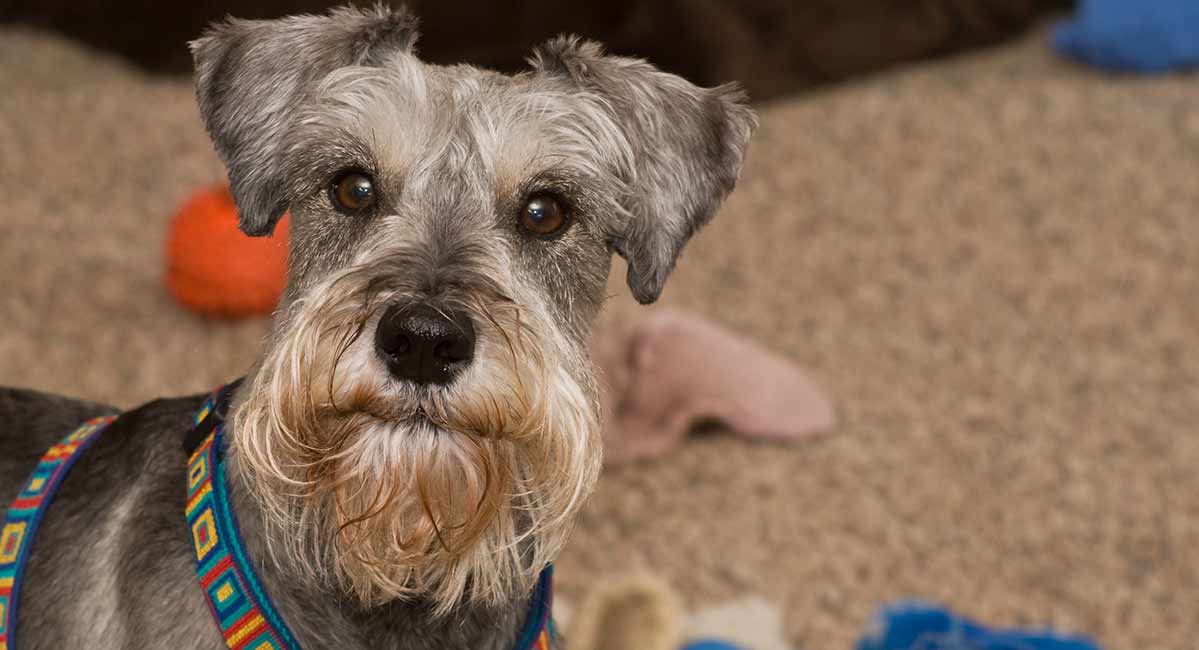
330,170 -> 376,214
519,192 -> 570,237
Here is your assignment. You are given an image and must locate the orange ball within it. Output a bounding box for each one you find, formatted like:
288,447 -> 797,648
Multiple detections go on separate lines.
165,185 -> 290,318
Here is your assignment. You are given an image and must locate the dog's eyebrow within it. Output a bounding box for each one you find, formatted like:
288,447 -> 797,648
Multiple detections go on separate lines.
283,128 -> 380,198
515,168 -> 588,197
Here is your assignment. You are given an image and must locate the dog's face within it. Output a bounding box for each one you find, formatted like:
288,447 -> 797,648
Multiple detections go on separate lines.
192,6 -> 754,612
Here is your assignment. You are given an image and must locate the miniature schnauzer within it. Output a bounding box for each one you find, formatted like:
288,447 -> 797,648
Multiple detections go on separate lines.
0,5 -> 754,649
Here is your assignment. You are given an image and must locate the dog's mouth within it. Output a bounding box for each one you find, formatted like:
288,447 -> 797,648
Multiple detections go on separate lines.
317,356 -> 527,441
346,399 -> 468,438
356,402 -> 435,426
408,406 -> 444,433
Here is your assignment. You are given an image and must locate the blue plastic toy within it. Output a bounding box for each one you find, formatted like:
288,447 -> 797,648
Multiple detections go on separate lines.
1053,0 -> 1199,73
856,601 -> 1101,650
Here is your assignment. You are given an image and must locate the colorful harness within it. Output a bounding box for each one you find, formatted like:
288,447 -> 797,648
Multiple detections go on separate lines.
0,387 -> 555,650
0,415 -> 117,650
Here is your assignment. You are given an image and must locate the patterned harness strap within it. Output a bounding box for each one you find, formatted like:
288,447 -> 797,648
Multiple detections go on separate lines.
0,415 -> 117,650
186,387 -> 301,650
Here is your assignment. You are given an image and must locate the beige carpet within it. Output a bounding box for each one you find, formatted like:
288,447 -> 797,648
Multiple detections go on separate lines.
2,24 -> 1197,650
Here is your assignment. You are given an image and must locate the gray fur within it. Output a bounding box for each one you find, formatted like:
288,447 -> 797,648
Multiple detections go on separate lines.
0,4 -> 754,648
191,5 -> 420,236
529,36 -> 758,303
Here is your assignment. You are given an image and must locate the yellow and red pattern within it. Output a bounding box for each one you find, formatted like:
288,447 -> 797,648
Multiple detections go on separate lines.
186,390 -> 297,650
0,415 -> 116,650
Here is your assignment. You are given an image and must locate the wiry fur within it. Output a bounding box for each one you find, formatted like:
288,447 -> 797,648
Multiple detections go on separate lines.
529,36 -> 757,303
0,4 -> 755,648
234,237 -> 601,613
194,6 -> 756,615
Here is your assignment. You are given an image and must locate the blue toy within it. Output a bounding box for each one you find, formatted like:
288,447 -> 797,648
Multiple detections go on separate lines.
682,642 -> 744,650
1052,0 -> 1199,73
856,601 -> 1101,650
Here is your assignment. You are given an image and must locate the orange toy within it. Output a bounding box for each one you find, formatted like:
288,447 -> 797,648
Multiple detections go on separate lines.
165,185 -> 290,318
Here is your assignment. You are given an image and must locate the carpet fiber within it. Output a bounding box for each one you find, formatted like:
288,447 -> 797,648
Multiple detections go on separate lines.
2,25 -> 1196,649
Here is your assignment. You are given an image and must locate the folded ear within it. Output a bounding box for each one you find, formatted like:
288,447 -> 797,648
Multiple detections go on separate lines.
530,37 -> 757,304
190,5 -> 419,236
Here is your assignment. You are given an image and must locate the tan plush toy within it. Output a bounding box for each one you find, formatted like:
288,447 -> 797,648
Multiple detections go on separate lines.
562,574 -> 793,650
594,308 -> 835,465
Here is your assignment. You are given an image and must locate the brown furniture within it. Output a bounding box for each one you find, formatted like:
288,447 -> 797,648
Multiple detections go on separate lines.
2,0 -> 1068,100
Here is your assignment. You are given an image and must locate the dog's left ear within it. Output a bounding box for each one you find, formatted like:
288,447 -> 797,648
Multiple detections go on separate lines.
530,37 -> 757,304
190,6 -> 419,236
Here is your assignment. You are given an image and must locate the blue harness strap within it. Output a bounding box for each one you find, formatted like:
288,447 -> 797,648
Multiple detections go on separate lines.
186,388 -> 301,650
0,415 -> 117,650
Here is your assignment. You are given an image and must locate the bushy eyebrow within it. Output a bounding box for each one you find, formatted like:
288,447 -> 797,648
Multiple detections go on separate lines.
282,126 -> 380,200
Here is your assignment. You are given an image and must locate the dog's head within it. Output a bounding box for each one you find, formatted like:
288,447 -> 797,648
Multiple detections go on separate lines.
192,5 -> 755,612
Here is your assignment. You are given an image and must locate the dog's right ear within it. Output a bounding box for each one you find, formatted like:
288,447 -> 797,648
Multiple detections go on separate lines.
529,37 -> 756,305
190,5 -> 419,236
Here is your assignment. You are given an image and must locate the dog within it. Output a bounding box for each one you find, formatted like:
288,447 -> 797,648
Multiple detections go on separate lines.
0,5 -> 755,649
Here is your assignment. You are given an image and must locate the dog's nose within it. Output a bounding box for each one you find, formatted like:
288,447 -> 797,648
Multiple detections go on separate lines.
375,304 -> 476,386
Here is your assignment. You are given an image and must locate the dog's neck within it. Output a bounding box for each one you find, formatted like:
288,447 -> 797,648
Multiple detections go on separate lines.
215,433 -> 532,650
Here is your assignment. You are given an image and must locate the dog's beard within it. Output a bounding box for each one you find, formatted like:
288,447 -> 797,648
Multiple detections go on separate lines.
230,257 -> 602,614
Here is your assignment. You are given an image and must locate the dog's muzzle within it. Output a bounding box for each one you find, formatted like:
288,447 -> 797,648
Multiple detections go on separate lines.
374,304 -> 476,386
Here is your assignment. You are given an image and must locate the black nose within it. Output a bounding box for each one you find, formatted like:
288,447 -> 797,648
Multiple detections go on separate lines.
375,304 -> 476,386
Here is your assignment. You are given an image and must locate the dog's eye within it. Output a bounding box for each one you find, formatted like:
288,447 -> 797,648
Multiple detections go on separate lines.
519,192 -> 570,237
330,171 -> 376,214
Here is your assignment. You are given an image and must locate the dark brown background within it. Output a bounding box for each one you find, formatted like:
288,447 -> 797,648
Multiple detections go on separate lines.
2,0 -> 1070,100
